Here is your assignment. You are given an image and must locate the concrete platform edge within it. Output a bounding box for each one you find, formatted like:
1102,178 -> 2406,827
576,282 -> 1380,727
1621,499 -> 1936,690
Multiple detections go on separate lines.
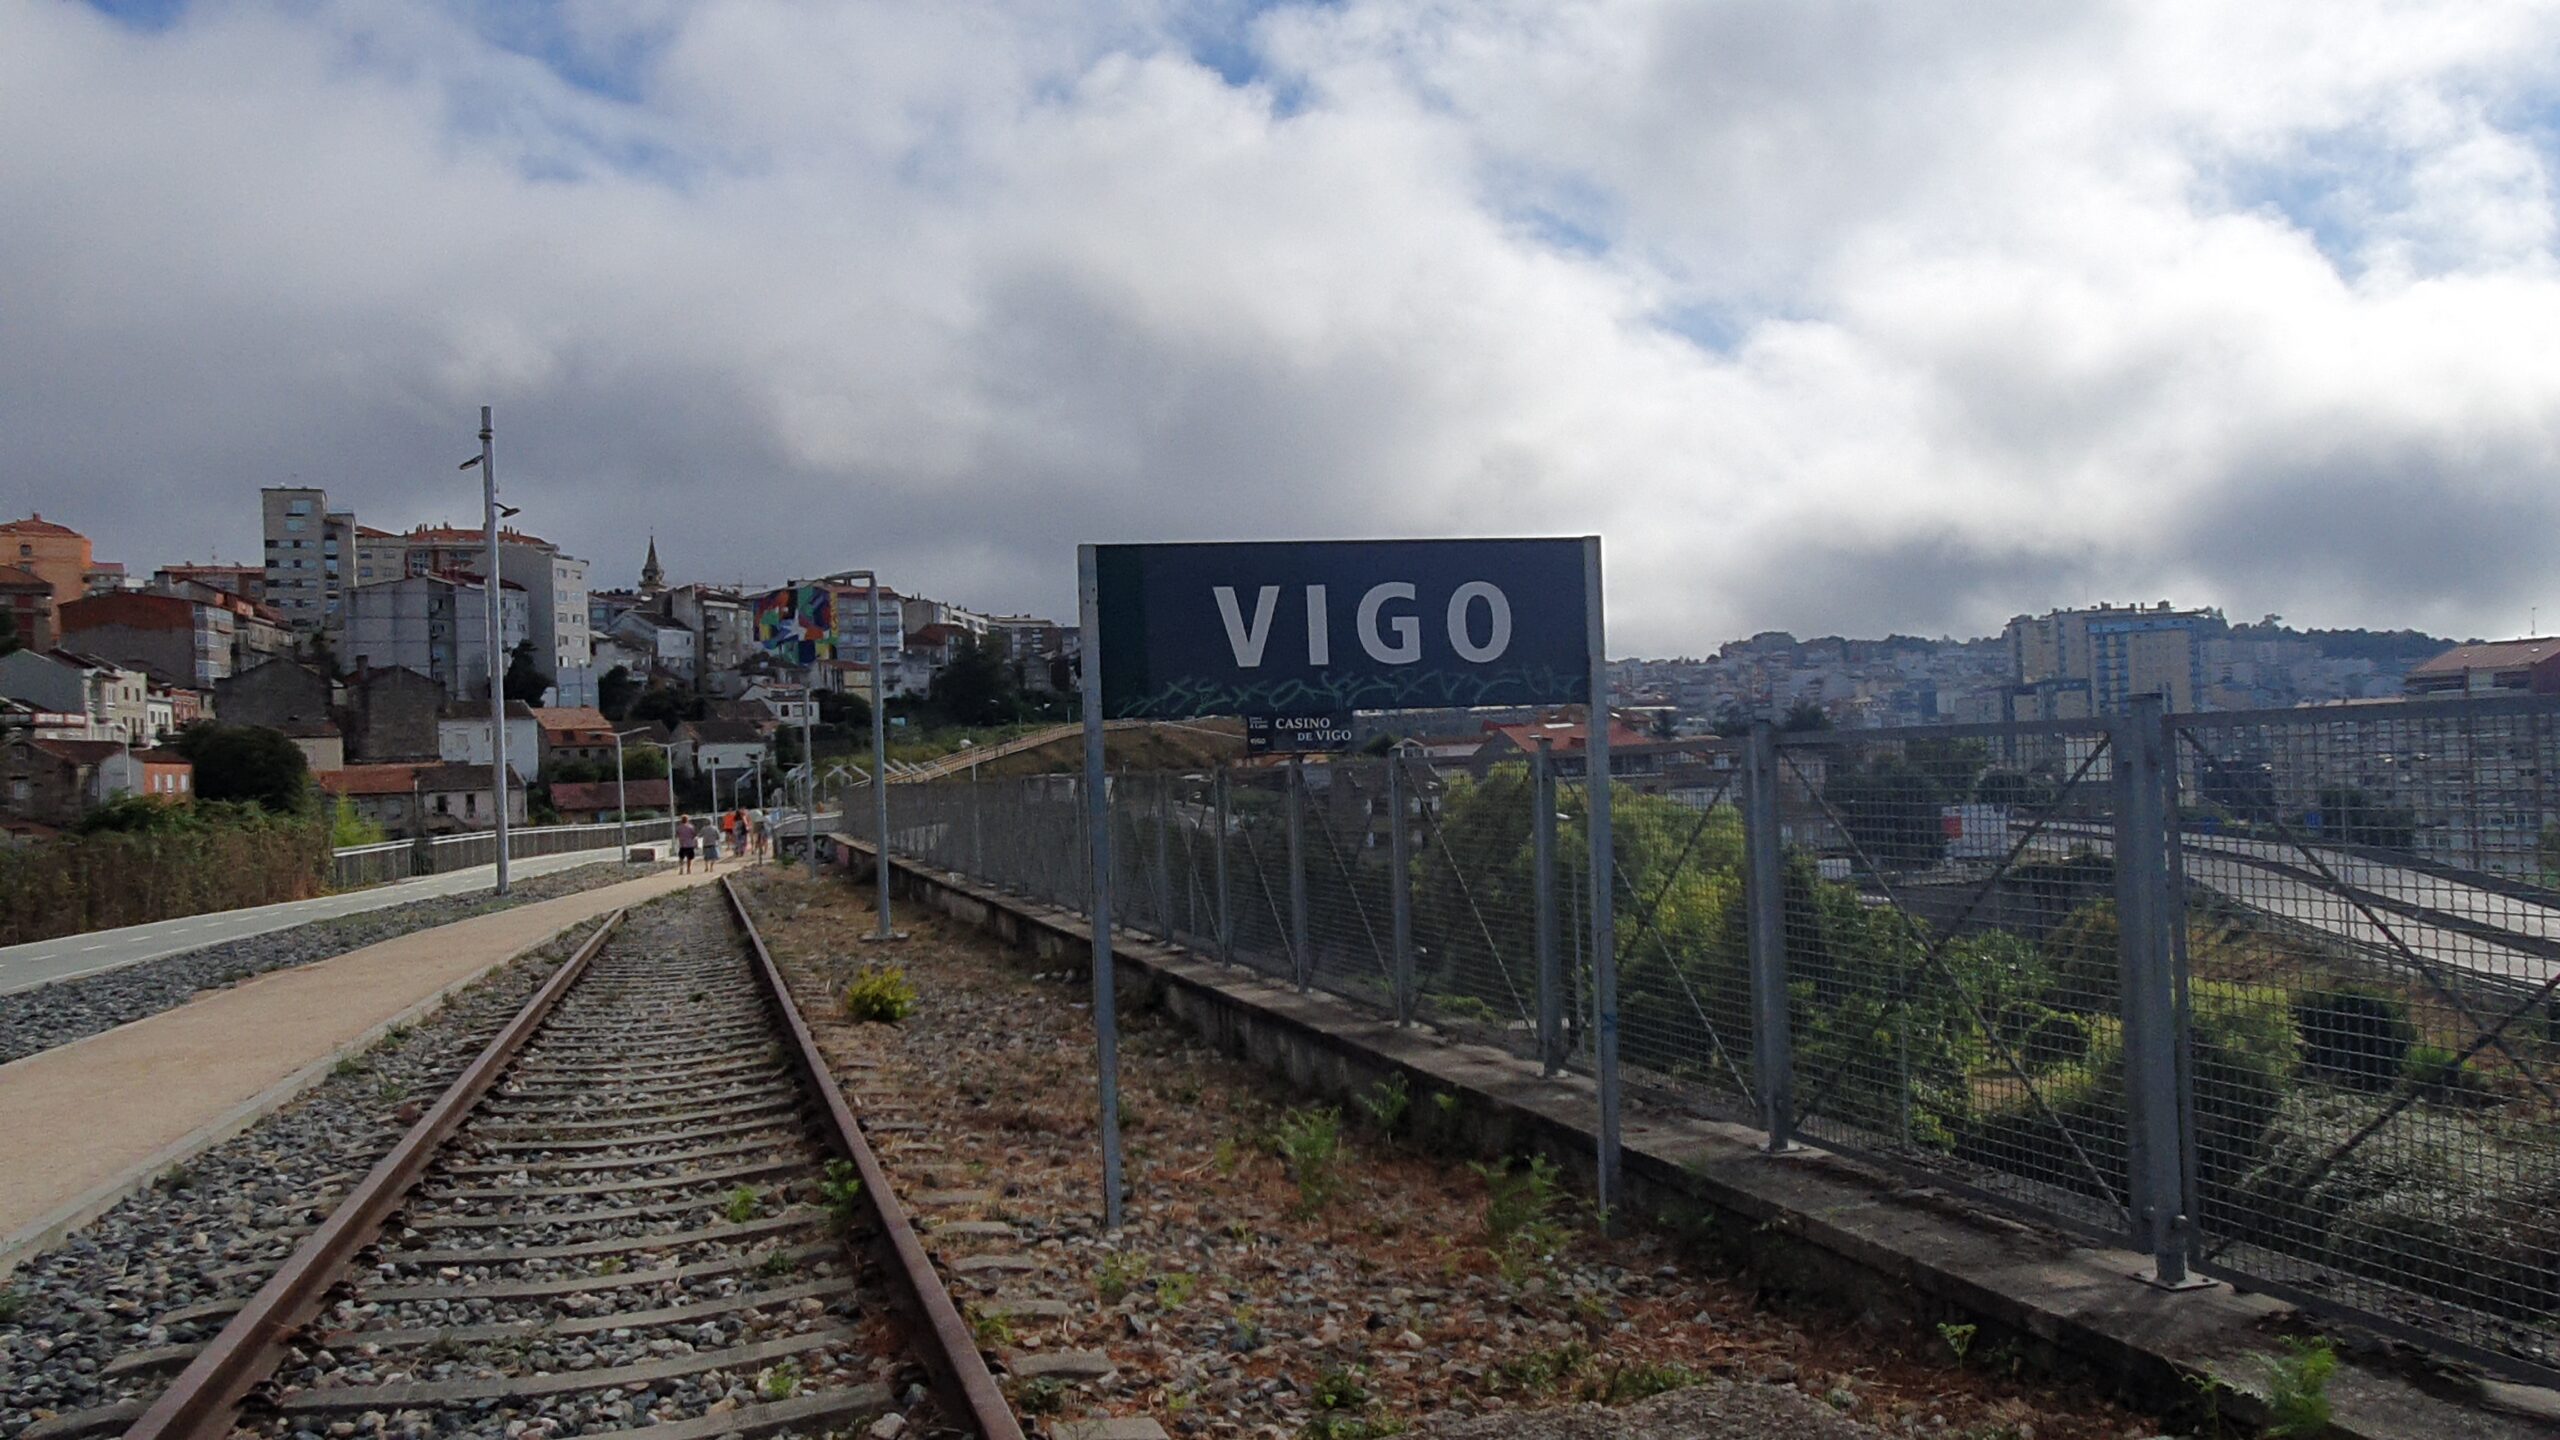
0,912 -> 607,1279
826,835 -> 2560,1440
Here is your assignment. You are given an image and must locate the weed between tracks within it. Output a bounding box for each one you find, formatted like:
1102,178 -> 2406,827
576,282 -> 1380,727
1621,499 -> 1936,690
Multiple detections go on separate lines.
741,869 -> 2152,1440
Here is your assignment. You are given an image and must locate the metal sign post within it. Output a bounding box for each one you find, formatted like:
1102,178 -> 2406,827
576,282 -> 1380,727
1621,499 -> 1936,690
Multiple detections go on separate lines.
1582,536 -> 1620,1230
1076,545 -> 1127,1230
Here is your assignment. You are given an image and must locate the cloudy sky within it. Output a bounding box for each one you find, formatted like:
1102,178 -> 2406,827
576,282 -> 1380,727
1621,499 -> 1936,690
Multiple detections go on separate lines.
6,1 -> 2559,654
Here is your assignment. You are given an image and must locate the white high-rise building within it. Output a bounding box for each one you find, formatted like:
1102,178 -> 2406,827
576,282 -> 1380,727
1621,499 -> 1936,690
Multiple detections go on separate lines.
395,526 -> 591,690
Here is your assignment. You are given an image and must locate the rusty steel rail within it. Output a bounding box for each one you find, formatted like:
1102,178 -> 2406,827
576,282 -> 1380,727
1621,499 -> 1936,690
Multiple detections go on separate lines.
719,875 -> 1025,1440
124,909 -> 628,1440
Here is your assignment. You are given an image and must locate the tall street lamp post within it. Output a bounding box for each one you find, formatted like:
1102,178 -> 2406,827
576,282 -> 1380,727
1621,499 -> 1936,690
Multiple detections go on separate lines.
458,406 -> 511,897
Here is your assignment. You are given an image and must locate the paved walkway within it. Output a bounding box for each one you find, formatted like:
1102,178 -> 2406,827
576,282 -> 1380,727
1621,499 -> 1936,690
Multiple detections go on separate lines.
0,857 -> 760,1269
0,847 -> 638,998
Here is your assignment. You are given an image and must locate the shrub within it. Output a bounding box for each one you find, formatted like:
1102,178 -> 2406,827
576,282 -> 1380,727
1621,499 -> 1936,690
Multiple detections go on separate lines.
1959,983 -> 2295,1206
2293,986 -> 2413,1091
1272,1105 -> 1345,1216
843,965 -> 919,1023
2402,1042 -> 2491,1102
2019,1008 -> 2091,1068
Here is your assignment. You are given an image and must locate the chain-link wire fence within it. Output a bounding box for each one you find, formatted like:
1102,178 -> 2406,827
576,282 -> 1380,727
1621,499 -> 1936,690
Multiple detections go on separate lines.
870,698 -> 2560,1382
2169,697 -> 2560,1369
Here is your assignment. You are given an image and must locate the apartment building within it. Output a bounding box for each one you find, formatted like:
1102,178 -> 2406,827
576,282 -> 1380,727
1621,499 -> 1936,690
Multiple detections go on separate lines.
56,592 -> 237,689
664,585 -> 751,680
394,526 -> 593,685
0,514 -> 102,611
342,573 -> 531,702
0,566 -> 55,650
151,563 -> 267,604
2402,638 -> 2560,697
260,488 -> 357,635
2004,602 -> 2217,714
0,649 -> 151,743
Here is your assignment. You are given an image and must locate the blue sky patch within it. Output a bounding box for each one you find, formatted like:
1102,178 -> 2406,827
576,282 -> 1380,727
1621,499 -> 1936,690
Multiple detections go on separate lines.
84,0 -> 187,29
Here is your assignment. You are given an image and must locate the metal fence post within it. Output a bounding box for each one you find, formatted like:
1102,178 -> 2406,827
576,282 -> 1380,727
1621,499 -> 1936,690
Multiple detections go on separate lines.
2115,695 -> 2198,1287
1288,756 -> 1310,991
1534,739 -> 1562,1074
1154,775 -> 1174,940
1744,721 -> 1797,1151
1214,767 -> 1234,965
1388,755 -> 1415,1026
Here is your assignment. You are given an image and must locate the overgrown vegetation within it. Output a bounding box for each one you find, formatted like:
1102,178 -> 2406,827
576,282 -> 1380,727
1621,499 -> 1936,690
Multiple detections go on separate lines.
1472,1154 -> 1571,1288
1300,1365 -> 1404,1440
2259,1337 -> 2337,1438
1095,1250 -> 1151,1305
1271,1105 -> 1346,1217
842,964 -> 919,1023
818,1159 -> 865,1233
0,800 -> 331,944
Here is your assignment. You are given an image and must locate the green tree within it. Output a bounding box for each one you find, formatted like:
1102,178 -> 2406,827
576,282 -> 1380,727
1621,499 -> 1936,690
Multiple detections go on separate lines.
502,640 -> 549,705
1824,755 -> 1951,870
598,664 -> 641,721
1780,699 -> 1833,732
1972,767 -> 2058,809
814,688 -> 872,729
74,793 -> 200,835
0,605 -> 19,657
328,795 -> 386,847
928,633 -> 1022,727
2313,786 -> 2415,849
620,747 -> 669,781
1710,702 -> 1752,738
632,685 -> 704,728
170,723 -> 311,813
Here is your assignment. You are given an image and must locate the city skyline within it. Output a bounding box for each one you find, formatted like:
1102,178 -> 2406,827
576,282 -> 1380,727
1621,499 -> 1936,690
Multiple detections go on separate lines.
7,3 -> 2559,652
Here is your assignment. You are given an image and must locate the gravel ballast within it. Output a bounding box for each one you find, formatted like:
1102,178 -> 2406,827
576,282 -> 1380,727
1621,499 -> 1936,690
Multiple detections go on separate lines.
743,870 -> 2154,1440
0,859 -> 662,1065
0,916 -> 607,1435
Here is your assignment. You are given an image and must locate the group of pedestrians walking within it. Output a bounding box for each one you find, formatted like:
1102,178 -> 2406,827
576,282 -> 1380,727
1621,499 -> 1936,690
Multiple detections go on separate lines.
674,806 -> 771,874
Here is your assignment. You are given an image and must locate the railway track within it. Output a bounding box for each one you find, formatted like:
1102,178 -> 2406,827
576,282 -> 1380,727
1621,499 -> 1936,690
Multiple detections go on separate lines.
103,882 -> 1015,1440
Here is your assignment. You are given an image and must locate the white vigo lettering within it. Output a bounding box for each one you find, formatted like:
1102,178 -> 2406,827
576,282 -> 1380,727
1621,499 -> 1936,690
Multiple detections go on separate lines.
1447,581 -> 1512,662
1214,585 -> 1280,667
1357,582 -> 1421,663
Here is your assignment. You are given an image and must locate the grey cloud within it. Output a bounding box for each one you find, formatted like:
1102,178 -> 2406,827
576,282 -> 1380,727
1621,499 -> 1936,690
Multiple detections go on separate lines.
7,2 -> 2560,657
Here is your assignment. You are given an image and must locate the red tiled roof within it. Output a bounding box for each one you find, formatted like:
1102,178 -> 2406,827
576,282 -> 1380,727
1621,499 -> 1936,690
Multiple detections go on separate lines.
316,763 -> 421,796
1481,718 -> 1650,753
403,524 -> 553,549
549,778 -> 673,812
0,565 -> 49,591
2409,639 -> 2560,676
354,524 -> 400,539
531,706 -> 610,729
0,514 -> 83,538
60,593 -> 201,633
25,738 -> 125,764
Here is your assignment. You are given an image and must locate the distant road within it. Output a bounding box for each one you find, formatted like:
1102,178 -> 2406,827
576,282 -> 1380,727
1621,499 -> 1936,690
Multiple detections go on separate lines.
0,848 -> 637,998
2018,823 -> 2560,993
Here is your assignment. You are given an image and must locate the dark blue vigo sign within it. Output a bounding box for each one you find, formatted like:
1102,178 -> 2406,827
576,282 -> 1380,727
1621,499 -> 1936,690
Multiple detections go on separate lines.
1089,539 -> 1595,719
